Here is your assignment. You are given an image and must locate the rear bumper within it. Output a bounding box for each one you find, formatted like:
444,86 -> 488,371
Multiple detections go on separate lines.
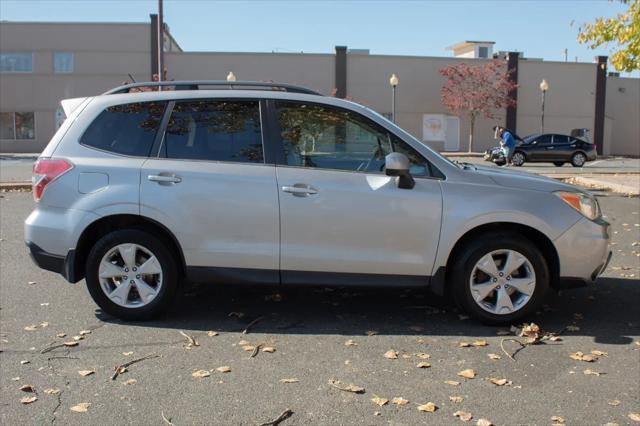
26,241 -> 77,283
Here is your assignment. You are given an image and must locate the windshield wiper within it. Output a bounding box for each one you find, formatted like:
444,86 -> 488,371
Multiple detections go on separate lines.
453,160 -> 477,170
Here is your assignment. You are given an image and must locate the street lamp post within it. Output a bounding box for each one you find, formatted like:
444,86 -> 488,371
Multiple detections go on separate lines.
539,79 -> 549,133
389,74 -> 399,123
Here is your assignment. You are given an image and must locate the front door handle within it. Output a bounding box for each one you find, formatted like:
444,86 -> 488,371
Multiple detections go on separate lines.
148,174 -> 182,184
282,184 -> 318,197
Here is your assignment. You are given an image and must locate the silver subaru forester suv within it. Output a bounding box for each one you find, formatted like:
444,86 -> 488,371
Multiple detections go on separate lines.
25,81 -> 611,325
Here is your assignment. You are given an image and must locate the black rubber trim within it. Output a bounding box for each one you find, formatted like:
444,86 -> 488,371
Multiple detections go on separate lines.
429,266 -> 446,296
27,241 -> 65,274
186,266 -> 279,285
281,270 -> 428,287
556,277 -> 589,289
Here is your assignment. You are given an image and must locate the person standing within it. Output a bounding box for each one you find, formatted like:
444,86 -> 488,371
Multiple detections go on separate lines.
495,126 -> 517,166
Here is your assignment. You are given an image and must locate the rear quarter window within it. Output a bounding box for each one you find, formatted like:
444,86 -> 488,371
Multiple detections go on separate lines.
80,102 -> 166,156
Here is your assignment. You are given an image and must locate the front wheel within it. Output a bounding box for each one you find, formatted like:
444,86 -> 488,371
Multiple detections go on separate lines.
511,152 -> 525,167
450,234 -> 549,325
571,152 -> 587,167
85,230 -> 178,320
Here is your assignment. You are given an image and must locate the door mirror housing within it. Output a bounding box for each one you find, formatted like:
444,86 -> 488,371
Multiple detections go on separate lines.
385,153 -> 415,189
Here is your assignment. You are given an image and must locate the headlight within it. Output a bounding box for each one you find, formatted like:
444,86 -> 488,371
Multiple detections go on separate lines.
554,191 -> 601,220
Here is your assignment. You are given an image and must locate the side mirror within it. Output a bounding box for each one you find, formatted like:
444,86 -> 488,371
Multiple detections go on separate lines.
385,153 -> 415,189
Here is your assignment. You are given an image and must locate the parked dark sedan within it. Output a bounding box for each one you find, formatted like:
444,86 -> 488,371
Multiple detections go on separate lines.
511,133 -> 597,167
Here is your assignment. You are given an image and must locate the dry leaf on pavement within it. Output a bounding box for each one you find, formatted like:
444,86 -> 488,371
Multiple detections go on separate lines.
391,397 -> 409,406
279,378 -> 299,383
371,396 -> 388,406
519,323 -> 541,343
192,370 -> 210,378
78,370 -> 95,377
584,369 -> 604,376
416,353 -> 430,359
207,331 -> 218,337
591,350 -> 608,357
20,396 -> 37,404
487,353 -> 501,360
24,325 -> 39,331
70,402 -> 91,413
453,410 -> 473,422
384,349 -> 399,359
79,330 -> 91,336
328,378 -> 365,393
551,415 -> 565,424
417,402 -> 437,412
445,380 -> 460,386
449,395 -> 464,403
262,346 -> 276,353
215,366 -> 231,373
570,351 -> 595,362
242,345 -> 255,352
63,341 -> 79,347
476,419 -> 493,426
123,379 -> 137,385
122,351 -> 133,356
416,362 -> 431,368
628,413 -> 640,422
56,333 -> 66,338
472,340 -> 488,347
488,378 -> 511,386
344,339 -> 358,346
457,369 -> 476,379
44,388 -> 60,395
459,342 -> 471,347
19,384 -> 35,392
608,400 -> 621,406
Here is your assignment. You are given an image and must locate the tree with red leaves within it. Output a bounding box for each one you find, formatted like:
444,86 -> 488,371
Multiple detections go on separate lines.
439,60 -> 517,152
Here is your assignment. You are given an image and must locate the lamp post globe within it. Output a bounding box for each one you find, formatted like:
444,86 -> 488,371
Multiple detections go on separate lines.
226,72 -> 237,82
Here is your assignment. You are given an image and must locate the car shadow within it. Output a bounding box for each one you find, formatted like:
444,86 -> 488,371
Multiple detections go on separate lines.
96,277 -> 639,345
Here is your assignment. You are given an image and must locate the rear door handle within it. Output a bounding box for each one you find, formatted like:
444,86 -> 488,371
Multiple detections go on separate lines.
148,174 -> 182,184
282,184 -> 318,197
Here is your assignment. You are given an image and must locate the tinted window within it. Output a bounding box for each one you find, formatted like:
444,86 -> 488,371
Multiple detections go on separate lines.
0,53 -> 33,72
81,102 -> 165,156
163,100 -> 263,163
552,135 -> 569,144
276,102 -> 428,176
534,134 -> 552,144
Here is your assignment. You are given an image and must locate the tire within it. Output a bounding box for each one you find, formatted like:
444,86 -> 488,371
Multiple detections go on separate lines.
553,162 -> 564,167
571,152 -> 587,167
450,233 -> 549,325
85,229 -> 178,320
511,152 -> 525,167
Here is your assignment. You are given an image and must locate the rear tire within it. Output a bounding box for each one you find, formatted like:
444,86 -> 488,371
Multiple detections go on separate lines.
85,229 -> 178,320
450,233 -> 549,325
553,162 -> 564,167
571,152 -> 587,167
511,152 -> 525,167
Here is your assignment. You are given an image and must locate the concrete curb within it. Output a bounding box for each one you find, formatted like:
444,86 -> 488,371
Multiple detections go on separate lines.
0,182 -> 31,191
561,176 -> 639,196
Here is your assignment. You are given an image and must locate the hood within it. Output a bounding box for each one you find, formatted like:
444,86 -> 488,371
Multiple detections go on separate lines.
470,164 -> 580,193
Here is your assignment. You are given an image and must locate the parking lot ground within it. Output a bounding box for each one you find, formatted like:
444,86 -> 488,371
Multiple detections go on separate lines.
1,191 -> 639,425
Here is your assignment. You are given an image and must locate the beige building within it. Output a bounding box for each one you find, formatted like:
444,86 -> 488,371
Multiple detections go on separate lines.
1,19 -> 638,156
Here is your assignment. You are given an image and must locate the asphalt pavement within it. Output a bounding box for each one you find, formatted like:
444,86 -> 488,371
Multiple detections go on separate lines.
1,192 -> 639,425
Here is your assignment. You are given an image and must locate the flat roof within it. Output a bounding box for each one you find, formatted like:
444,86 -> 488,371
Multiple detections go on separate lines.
446,40 -> 496,50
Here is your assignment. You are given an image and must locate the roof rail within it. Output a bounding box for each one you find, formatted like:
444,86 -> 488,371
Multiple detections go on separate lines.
103,80 -> 322,96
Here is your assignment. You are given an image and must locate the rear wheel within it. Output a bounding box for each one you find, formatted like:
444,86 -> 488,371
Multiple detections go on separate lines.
511,152 -> 525,167
85,230 -> 178,320
450,233 -> 549,325
553,161 -> 564,167
571,152 -> 587,167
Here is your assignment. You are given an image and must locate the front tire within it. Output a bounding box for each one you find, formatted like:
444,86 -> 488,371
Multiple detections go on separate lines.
571,152 -> 587,167
85,230 -> 178,320
511,152 -> 525,167
450,233 -> 549,325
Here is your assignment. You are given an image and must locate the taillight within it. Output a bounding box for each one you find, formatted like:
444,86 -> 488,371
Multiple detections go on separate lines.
32,158 -> 73,202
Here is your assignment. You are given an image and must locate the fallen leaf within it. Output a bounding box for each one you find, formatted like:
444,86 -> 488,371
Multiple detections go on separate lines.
454,410 -> 473,422
70,402 -> 91,413
192,370 -> 210,378
56,333 -> 66,338
279,378 -> 299,383
374,412 -> 381,417
391,397 -> 409,405
584,369 -> 604,376
328,379 -> 365,393
122,351 -> 134,356
24,325 -> 38,331
417,402 -> 438,412
11,377 -> 20,381
344,339 -> 358,346
459,342 -> 471,347
78,370 -> 95,377
449,395 -> 464,403
20,384 -> 35,392
489,378 -> 510,386
216,366 -> 231,373
487,353 -> 501,360
20,396 -> 37,404
608,400 -> 620,406
591,350 -> 608,357
44,388 -> 60,395
73,336 -> 83,341
28,281 -> 37,285
384,349 -> 399,359
415,353 -> 431,359
20,360 -> 30,365
445,380 -> 460,386
123,379 -> 137,385
628,413 -> 640,422
207,331 -> 219,337
242,345 -> 256,352
63,341 -> 79,347
551,415 -> 565,424
79,330 -> 91,336
457,369 -> 476,379
519,323 -> 541,343
570,351 -> 595,362
238,340 -> 250,346
262,346 -> 276,353
549,335 -> 562,342
472,340 -> 488,347
417,362 -> 431,368
476,419 -> 493,426
371,396 -> 388,406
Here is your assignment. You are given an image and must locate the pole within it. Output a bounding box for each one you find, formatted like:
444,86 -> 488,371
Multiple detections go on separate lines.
541,90 -> 546,133
157,0 -> 164,89
392,86 -> 396,123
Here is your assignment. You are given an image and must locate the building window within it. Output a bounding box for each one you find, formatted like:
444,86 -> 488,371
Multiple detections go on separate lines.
53,52 -> 74,73
0,112 -> 36,140
478,46 -> 489,58
0,53 -> 33,72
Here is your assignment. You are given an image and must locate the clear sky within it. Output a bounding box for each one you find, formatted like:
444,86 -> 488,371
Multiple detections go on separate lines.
0,0 -> 635,74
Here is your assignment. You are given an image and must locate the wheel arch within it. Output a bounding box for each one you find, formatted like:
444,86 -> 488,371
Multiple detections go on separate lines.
431,222 -> 560,297
70,214 -> 186,283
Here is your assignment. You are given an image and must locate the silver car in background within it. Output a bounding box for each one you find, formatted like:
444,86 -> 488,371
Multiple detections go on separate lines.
25,81 -> 611,325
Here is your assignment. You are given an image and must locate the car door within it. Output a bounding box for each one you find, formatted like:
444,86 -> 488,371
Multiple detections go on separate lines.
140,99 -> 280,283
273,101 -> 443,285
529,134 -> 553,161
549,134 -> 571,160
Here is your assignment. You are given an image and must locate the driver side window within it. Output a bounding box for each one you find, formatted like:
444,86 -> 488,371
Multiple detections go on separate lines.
276,101 -> 428,176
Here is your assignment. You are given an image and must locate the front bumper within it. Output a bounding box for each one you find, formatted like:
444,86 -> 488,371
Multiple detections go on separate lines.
554,216 -> 611,287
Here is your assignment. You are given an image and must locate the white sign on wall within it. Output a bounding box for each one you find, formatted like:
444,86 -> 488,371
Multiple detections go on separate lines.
422,114 -> 446,141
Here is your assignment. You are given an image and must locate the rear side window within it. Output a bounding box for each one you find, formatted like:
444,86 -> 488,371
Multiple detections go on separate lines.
163,100 -> 263,163
80,102 -> 166,156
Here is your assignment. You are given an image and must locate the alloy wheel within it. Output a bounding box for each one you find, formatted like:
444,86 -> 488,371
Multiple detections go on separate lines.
469,249 -> 536,315
98,243 -> 163,308
572,153 -> 586,167
512,152 -> 525,166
